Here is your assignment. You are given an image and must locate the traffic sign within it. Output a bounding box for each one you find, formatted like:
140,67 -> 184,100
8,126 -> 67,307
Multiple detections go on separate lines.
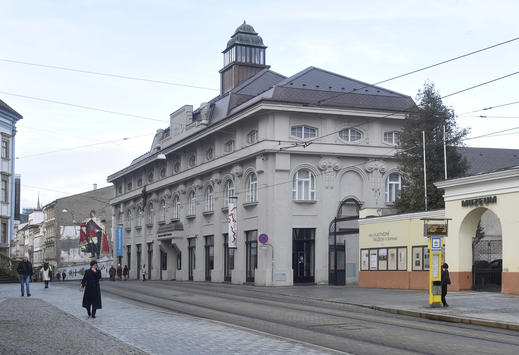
258,233 -> 268,244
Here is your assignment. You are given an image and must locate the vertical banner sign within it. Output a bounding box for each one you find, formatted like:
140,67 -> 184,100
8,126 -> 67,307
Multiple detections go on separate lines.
117,227 -> 123,257
14,176 -> 21,220
228,201 -> 237,248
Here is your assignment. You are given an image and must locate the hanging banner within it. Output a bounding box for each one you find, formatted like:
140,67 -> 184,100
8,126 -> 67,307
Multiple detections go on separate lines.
228,201 -> 237,248
117,227 -> 123,256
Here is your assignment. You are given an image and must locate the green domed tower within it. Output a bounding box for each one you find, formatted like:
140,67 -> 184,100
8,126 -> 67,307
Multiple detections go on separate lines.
219,22 -> 269,95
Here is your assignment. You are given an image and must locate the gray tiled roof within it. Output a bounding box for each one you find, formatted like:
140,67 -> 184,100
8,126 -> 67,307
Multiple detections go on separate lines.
0,98 -> 23,118
457,146 -> 519,175
277,67 -> 409,97
232,69 -> 286,96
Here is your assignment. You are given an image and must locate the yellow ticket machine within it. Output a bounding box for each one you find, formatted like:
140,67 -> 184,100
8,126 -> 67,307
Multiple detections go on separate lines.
422,219 -> 449,308
428,236 -> 443,307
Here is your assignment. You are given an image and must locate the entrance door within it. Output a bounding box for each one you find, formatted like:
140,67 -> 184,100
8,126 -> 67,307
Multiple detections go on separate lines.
292,229 -> 315,283
473,238 -> 502,291
188,238 -> 196,281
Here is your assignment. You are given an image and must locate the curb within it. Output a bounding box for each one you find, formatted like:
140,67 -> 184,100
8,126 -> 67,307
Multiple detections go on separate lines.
368,305 -> 519,331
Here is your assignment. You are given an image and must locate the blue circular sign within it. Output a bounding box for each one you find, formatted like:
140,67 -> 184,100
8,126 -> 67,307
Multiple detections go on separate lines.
258,233 -> 268,244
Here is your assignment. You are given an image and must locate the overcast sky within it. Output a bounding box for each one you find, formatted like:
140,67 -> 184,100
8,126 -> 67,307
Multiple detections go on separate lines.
1,0 -> 518,212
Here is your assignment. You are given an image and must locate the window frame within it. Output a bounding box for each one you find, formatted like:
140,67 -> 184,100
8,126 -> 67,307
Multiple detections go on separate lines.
188,191 -> 197,216
147,203 -> 154,225
160,199 -> 167,222
338,128 -> 362,142
291,125 -> 317,139
1,140 -> 7,159
224,140 -> 235,153
292,169 -> 315,201
383,131 -> 400,145
246,173 -> 258,203
385,173 -> 401,203
126,209 -> 132,229
205,186 -> 214,212
189,155 -> 197,168
247,130 -> 258,144
225,180 -> 235,207
173,195 -> 180,219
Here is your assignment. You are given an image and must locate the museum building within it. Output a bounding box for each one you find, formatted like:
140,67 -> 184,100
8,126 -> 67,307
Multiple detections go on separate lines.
107,22 -> 415,286
358,149 -> 519,294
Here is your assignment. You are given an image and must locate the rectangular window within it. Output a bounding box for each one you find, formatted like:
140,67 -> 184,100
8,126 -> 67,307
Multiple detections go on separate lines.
1,141 -> 7,159
1,180 -> 7,202
1,223 -> 6,244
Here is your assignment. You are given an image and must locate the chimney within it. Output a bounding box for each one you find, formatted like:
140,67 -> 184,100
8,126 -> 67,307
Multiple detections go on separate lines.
93,183 -> 97,190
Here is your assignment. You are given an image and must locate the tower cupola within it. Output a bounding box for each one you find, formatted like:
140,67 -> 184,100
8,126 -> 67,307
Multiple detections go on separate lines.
219,22 -> 269,95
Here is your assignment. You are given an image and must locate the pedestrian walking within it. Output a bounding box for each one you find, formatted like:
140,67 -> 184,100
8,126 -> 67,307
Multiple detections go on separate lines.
80,260 -> 102,318
142,264 -> 147,281
62,271 -> 66,282
109,265 -> 116,282
16,255 -> 33,297
41,262 -> 52,289
441,263 -> 451,307
123,265 -> 128,281
116,264 -> 122,281
56,271 -> 61,281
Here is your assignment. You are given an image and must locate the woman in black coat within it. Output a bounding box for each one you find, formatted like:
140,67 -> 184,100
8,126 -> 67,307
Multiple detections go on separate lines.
441,263 -> 451,307
80,260 -> 102,318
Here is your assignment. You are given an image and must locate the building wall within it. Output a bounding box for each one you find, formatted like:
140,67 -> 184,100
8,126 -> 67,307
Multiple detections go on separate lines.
358,210 -> 445,289
111,106 -> 405,286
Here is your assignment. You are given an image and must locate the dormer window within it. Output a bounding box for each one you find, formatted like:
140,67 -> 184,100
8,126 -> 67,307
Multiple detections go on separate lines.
247,130 -> 258,144
291,126 -> 316,139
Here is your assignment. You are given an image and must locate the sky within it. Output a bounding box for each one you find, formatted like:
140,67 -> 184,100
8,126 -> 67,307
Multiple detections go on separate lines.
1,0 -> 518,212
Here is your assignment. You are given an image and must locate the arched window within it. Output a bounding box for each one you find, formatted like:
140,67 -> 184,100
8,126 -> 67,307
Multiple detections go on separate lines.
293,169 -> 315,200
173,195 -> 180,219
137,206 -> 143,227
160,200 -> 166,221
148,203 -> 154,224
339,128 -> 362,142
188,191 -> 197,216
118,211 -> 123,225
127,209 -> 132,229
246,173 -> 258,203
225,180 -> 235,207
385,173 -> 401,202
205,186 -> 214,212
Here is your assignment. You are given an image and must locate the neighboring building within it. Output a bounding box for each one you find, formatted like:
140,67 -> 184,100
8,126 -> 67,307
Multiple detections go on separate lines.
108,22 -> 415,286
41,186 -> 114,280
0,99 -> 23,256
358,148 -> 519,294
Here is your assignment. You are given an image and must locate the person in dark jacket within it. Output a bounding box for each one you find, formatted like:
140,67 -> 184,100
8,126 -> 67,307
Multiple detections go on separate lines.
80,260 -> 102,318
109,265 -> 116,282
56,271 -> 61,281
441,263 -> 451,307
62,271 -> 66,281
17,255 -> 34,297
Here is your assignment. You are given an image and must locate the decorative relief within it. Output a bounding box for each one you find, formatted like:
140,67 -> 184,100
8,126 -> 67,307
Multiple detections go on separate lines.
230,164 -> 243,189
177,184 -> 186,195
319,157 -> 341,189
365,160 -> 387,191
210,172 -> 222,185
193,178 -> 203,190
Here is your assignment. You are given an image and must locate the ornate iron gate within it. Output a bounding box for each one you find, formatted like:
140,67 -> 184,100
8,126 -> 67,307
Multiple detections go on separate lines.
472,239 -> 502,291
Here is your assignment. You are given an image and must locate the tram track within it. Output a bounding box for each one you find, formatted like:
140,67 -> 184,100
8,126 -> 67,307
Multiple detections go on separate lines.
98,282 -> 519,355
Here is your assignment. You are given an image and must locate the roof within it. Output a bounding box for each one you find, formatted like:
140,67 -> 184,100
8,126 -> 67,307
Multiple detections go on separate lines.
457,146 -> 519,175
0,98 -> 23,119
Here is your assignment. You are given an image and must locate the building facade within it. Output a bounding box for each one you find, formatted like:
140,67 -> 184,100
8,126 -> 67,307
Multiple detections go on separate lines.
41,186 -> 114,280
0,99 -> 23,256
108,22 -> 415,286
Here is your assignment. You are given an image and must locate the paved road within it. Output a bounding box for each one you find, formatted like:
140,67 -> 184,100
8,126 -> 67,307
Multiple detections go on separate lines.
0,281 -> 345,355
2,280 -> 519,354
100,281 -> 519,355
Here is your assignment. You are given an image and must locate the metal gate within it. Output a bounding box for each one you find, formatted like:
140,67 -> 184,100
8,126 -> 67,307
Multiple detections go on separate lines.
472,239 -> 502,291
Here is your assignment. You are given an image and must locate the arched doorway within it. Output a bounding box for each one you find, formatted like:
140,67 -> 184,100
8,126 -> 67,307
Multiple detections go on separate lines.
472,209 -> 502,291
329,198 -> 360,285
